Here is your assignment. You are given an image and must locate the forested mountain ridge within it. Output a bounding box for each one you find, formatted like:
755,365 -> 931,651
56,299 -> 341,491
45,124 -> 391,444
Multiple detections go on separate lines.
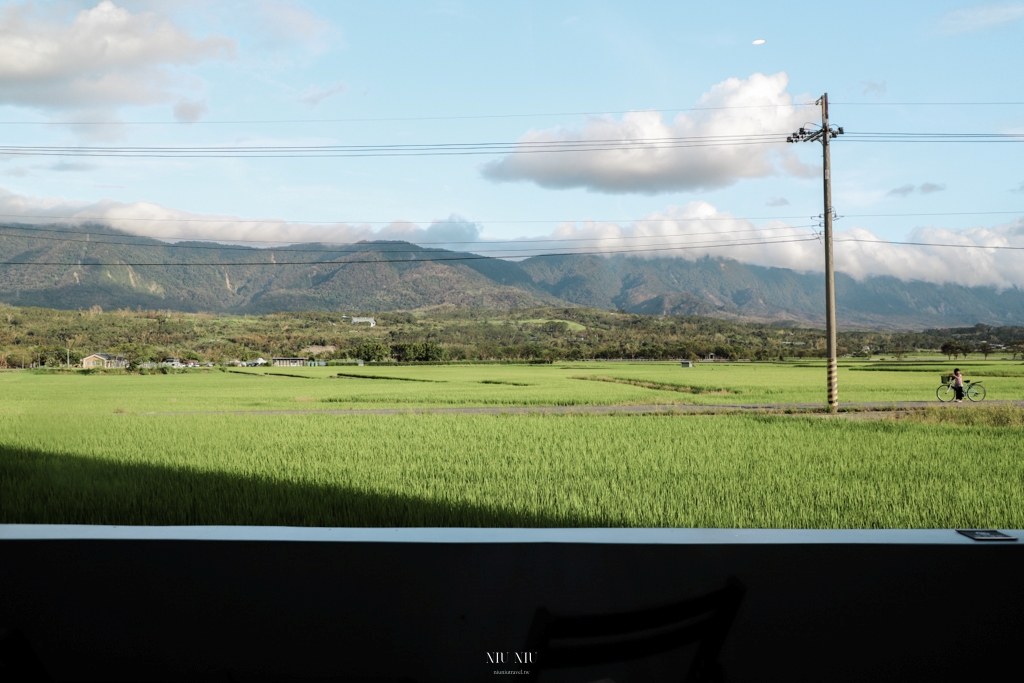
2,223 -> 1023,329
0,225 -> 560,313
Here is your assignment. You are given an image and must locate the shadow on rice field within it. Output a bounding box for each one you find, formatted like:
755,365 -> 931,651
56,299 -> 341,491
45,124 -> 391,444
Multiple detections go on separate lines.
0,444 -> 585,528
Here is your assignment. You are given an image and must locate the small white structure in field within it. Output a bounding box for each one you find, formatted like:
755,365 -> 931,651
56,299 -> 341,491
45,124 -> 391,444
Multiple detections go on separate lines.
272,357 -> 308,367
82,353 -> 129,369
680,360 -> 694,368
351,317 -> 376,327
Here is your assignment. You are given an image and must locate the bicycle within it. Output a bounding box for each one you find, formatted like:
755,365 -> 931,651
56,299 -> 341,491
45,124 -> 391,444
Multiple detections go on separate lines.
936,374 -> 985,402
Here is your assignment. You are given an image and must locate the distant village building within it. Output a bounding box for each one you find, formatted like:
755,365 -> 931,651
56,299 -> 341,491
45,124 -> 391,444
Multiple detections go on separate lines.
82,353 -> 129,369
351,317 -> 376,327
272,357 -> 311,367
680,360 -> 694,367
245,358 -> 268,367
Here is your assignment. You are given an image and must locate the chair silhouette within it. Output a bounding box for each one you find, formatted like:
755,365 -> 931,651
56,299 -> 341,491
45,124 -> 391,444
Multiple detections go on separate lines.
522,577 -> 745,683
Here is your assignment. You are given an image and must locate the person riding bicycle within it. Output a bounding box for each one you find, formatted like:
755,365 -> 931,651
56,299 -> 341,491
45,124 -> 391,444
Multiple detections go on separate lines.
953,368 -> 964,403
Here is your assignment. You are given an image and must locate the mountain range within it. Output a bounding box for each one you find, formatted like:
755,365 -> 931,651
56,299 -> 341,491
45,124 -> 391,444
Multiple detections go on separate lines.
2,223 -> 1023,329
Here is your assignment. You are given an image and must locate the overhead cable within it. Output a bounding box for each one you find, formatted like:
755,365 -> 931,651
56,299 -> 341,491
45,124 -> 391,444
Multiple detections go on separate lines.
5,235 -> 1024,268
0,235 -> 824,266
1,131 -> 1020,159
0,224 -> 820,252
0,209 -> 1021,234
2,101 -> 1022,126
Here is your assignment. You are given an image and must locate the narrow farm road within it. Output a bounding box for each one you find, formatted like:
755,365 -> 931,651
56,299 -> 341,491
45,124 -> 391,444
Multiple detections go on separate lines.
138,400 -> 1024,417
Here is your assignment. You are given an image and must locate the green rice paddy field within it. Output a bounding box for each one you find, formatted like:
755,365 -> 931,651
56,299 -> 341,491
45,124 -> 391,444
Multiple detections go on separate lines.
2,360 -> 1023,528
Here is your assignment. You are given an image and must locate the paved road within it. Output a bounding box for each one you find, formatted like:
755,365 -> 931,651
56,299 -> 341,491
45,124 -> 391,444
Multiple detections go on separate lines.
140,400 -> 1024,417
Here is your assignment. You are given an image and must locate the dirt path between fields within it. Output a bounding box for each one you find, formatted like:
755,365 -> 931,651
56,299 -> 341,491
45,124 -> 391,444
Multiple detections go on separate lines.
138,400 -> 1024,417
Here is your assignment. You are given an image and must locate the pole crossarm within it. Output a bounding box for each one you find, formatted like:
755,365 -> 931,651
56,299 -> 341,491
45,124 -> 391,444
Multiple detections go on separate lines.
786,94 -> 842,412
786,126 -> 843,144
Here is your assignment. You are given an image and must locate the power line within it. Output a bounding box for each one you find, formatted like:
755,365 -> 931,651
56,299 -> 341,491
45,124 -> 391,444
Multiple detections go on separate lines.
844,132 -> 1024,143
2,101 -> 1022,126
837,238 -> 1024,250
0,104 -> 819,126
1,209 -> 1020,232
0,134 -> 789,159
0,212 -> 815,227
1,131 -> 1019,159
831,101 -> 1024,106
0,235 -> 825,266
0,224 -> 821,254
4,234 -> 1024,269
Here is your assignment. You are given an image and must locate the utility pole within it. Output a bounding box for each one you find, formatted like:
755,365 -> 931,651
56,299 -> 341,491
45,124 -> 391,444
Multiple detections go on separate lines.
788,94 -> 843,412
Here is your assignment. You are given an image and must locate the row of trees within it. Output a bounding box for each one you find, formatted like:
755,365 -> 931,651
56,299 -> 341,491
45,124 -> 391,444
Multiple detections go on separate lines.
940,340 -> 1024,360
340,341 -> 763,363
3,304 -> 1024,367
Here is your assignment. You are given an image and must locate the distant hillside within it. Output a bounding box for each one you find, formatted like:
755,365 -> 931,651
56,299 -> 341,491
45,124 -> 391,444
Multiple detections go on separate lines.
2,223 -> 1023,329
517,254 -> 1024,328
0,225 -> 560,313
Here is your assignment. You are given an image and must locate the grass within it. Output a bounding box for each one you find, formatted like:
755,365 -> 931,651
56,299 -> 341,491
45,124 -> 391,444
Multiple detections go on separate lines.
2,411 -> 1023,528
895,404 -> 1024,427
3,359 -> 1022,415
2,362 -> 1022,529
574,375 -> 733,395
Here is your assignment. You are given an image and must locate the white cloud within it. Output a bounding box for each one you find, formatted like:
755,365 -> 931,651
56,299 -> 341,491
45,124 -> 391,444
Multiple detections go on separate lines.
377,215 -> 481,248
529,202 -> 1024,289
860,80 -> 887,97
888,183 -> 947,197
765,197 -> 790,207
0,186 -> 478,249
47,162 -> 98,172
172,99 -> 209,122
247,0 -> 334,51
887,184 -> 916,197
51,107 -> 129,142
481,72 -> 814,194
0,1 -> 235,110
298,82 -> 346,106
938,3 -> 1024,34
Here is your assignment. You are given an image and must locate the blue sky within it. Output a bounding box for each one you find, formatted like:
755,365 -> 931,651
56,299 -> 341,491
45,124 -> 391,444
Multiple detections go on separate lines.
1,1 -> 1022,287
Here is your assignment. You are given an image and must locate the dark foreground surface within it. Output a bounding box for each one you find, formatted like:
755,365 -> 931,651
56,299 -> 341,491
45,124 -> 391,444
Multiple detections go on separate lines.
1,527 -> 1021,682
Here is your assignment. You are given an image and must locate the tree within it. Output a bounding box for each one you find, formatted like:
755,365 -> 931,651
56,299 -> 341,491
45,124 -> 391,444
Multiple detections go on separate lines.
56,331 -> 83,367
940,341 -> 956,360
353,339 -> 389,362
979,342 -> 992,360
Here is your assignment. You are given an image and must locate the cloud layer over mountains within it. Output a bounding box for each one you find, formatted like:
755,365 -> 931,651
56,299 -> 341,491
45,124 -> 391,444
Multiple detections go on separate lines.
2,187 -> 1021,291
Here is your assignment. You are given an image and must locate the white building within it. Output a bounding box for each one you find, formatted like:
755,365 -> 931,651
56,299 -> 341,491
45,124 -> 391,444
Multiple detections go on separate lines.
82,353 -> 129,369
351,317 -> 376,327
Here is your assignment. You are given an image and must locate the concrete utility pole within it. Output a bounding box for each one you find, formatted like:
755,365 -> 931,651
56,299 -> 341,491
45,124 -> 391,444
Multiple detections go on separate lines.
788,94 -> 843,411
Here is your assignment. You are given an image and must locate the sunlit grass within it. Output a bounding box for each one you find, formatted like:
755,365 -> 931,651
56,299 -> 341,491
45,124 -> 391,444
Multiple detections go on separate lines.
2,412 -> 1022,528
2,360 -> 1022,415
